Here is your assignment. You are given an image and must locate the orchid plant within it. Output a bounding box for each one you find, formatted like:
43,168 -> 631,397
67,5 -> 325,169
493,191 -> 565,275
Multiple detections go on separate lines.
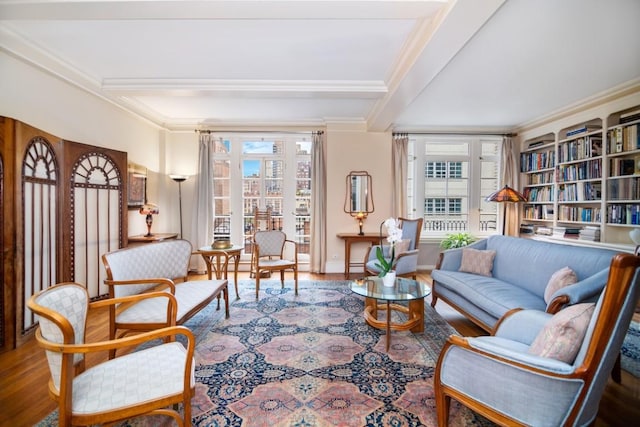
375,218 -> 404,277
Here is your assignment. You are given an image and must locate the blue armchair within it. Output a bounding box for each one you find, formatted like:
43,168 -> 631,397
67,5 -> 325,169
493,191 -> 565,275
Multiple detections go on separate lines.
364,217 -> 423,279
434,252 -> 640,426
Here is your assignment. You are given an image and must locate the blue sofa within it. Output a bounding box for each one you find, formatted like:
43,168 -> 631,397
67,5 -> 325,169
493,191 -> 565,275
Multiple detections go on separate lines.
430,235 -> 620,332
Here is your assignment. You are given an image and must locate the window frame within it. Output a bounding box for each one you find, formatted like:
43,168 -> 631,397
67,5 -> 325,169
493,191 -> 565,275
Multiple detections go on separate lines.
408,134 -> 503,240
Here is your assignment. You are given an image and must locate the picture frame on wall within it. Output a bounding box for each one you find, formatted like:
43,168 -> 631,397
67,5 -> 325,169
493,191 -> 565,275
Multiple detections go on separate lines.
128,163 -> 147,209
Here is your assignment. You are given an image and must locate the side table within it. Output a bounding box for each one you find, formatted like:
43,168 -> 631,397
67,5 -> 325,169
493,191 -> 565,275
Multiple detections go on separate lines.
337,233 -> 383,278
195,245 -> 243,299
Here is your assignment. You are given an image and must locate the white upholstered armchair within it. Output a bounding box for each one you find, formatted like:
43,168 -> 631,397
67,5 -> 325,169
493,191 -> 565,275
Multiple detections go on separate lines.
434,252 -> 640,426
28,282 -> 195,427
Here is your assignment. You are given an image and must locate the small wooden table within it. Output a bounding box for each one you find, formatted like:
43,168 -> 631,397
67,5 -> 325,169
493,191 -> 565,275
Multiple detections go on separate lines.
195,245 -> 243,299
128,233 -> 178,246
337,233 -> 383,278
350,276 -> 431,351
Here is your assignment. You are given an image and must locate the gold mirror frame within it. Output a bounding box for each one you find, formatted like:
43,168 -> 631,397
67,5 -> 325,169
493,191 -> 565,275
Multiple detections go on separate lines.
344,171 -> 374,217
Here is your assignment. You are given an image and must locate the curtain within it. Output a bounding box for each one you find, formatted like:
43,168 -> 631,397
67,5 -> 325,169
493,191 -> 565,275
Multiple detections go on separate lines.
310,131 -> 327,273
190,132 -> 216,272
501,135 -> 520,236
392,133 -> 409,218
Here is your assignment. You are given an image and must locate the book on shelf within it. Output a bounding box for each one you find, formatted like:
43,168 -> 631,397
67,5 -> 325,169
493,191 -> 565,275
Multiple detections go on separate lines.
520,224 -> 535,234
620,109 -> 640,124
566,124 -> 601,137
535,226 -> 553,236
579,225 -> 601,241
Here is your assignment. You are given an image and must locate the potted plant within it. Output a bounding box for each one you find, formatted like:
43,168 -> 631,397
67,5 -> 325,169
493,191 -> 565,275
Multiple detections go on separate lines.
440,232 -> 476,250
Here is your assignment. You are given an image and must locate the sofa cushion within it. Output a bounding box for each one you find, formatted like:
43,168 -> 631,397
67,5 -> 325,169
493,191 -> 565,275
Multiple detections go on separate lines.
544,266 -> 578,303
459,248 -> 496,277
528,303 -> 595,363
431,270 -> 546,320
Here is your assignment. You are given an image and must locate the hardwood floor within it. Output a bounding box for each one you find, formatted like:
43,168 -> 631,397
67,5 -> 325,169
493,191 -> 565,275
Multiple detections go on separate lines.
1,272 -> 638,426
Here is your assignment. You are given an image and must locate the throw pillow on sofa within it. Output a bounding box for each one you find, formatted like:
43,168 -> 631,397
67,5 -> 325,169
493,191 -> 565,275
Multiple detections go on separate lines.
528,302 -> 595,364
459,248 -> 496,277
544,266 -> 578,303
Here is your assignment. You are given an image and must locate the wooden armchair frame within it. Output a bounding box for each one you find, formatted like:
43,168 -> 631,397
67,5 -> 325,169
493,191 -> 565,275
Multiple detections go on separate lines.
28,282 -> 195,427
250,229 -> 299,299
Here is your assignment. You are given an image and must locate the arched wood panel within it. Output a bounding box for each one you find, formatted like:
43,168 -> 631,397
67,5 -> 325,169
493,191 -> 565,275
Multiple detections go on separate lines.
21,137 -> 58,333
70,152 -> 124,298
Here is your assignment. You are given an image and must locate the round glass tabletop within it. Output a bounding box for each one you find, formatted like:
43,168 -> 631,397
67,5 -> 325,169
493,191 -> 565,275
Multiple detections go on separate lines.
350,276 -> 431,302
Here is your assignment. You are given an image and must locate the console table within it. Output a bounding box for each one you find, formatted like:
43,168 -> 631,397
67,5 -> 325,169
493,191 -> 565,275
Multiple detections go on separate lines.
336,233 -> 383,278
128,232 -> 178,245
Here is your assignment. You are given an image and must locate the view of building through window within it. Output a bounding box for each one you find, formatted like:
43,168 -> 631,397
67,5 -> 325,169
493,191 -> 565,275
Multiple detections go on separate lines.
211,134 -> 312,258
408,135 -> 502,236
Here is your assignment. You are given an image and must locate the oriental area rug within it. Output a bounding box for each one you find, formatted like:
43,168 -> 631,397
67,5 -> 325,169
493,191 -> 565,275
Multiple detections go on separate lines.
38,280 -> 495,427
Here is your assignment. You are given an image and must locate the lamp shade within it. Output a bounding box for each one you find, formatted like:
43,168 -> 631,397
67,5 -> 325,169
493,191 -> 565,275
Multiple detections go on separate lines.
485,185 -> 527,203
139,203 -> 159,215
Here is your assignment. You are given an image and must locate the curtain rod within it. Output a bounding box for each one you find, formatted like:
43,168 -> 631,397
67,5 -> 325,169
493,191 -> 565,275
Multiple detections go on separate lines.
395,131 -> 517,137
195,129 -> 323,135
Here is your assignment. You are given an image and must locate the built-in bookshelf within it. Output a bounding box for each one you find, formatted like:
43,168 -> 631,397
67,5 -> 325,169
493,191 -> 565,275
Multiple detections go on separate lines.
606,107 -> 640,226
519,105 -> 640,248
520,133 -> 555,223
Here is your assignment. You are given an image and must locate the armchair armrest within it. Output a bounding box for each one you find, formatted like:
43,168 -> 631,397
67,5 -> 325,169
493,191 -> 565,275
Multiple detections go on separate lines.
492,308 -> 553,345
92,291 -> 179,327
394,249 -> 419,275
546,268 -> 609,314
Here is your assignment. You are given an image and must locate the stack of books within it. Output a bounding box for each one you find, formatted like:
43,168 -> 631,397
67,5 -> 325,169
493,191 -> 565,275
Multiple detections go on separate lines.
535,226 -> 553,236
579,226 -> 601,242
552,226 -> 566,238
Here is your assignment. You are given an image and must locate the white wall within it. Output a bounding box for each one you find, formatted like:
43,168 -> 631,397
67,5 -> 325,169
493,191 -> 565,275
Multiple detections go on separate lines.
0,50 -> 167,235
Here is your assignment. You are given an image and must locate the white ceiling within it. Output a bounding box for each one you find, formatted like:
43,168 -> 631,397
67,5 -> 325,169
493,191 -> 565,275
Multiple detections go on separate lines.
1,0 -> 639,132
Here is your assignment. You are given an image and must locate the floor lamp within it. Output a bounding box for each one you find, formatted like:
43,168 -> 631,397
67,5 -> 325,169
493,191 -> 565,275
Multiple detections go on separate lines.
485,185 -> 527,235
170,175 -> 188,238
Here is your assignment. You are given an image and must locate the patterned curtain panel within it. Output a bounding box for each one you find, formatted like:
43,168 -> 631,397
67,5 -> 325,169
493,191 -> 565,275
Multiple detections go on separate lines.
392,133 -> 409,218
310,130 -> 326,273
191,132 -> 216,273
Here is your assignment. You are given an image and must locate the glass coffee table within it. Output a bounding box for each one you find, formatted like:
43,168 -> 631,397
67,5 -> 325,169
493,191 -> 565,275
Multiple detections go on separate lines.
350,276 -> 431,351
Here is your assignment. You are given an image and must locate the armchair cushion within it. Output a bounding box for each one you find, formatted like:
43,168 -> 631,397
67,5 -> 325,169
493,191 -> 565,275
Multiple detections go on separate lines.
544,267 -> 578,304
459,248 -> 496,277
529,303 -> 595,363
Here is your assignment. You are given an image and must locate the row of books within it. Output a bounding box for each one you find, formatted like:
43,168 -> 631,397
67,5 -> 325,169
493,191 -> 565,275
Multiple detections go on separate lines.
557,159 -> 602,181
608,124 -> 640,154
607,177 -> 640,200
609,158 -> 638,176
526,170 -> 554,185
523,205 -> 554,220
523,186 -> 554,202
520,150 -> 555,172
558,206 -> 601,223
557,136 -> 602,163
607,204 -> 640,225
557,181 -> 601,202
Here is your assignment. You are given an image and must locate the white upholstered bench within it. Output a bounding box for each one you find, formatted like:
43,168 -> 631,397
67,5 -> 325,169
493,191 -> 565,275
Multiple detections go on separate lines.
102,239 -> 229,350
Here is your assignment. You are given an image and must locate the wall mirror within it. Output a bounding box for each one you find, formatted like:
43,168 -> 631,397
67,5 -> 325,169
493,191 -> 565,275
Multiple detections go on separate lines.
344,171 -> 374,216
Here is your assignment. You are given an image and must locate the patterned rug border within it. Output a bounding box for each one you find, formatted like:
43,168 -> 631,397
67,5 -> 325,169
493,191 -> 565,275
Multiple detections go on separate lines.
36,279 -> 480,427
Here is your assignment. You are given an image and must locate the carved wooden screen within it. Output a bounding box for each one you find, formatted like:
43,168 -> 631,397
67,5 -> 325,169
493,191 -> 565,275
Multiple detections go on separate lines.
21,137 -> 58,333
71,152 -> 123,298
0,153 -> 4,348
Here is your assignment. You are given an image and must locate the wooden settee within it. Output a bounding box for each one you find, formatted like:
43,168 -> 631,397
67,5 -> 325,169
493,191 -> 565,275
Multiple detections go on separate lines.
102,239 -> 229,354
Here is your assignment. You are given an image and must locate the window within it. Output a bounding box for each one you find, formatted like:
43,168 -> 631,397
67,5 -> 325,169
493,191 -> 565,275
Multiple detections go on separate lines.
211,133 -> 312,260
409,135 -> 501,237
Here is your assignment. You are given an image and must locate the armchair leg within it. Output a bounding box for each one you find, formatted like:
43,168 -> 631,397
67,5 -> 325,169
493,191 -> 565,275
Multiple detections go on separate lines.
436,391 -> 451,427
431,295 -> 438,308
256,273 -> 261,300
612,352 -> 622,383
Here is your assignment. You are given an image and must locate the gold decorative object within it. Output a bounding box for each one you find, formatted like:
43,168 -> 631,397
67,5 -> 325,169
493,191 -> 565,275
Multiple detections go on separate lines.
212,239 -> 232,249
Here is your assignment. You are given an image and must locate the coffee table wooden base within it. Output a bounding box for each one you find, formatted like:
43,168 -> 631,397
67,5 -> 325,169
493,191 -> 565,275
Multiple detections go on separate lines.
363,297 -> 424,351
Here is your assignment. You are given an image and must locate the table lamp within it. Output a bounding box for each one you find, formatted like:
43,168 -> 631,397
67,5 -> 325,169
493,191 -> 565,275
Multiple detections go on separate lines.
139,203 -> 159,237
355,211 -> 366,235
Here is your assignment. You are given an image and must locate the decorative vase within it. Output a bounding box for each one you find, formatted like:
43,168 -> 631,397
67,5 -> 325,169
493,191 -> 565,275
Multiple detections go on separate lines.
382,270 -> 396,287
